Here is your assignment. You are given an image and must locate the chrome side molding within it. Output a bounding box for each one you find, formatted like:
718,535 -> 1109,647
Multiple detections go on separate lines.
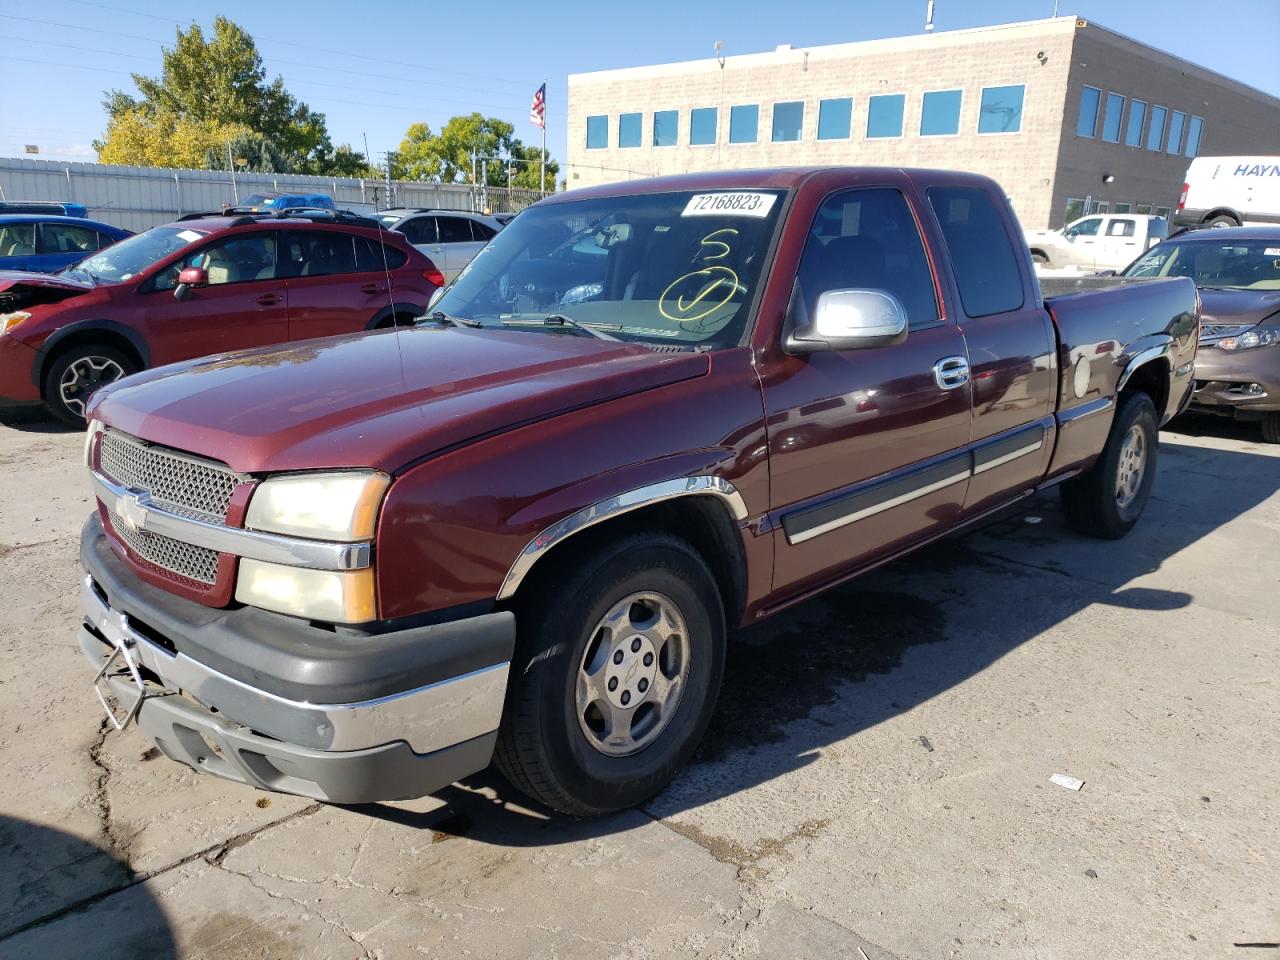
496,476 -> 749,601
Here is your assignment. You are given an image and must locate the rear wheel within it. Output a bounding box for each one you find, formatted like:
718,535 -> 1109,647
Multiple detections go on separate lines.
494,533 -> 726,816
1060,391 -> 1158,539
1031,251 -> 1049,265
1206,213 -> 1240,228
1261,412 -> 1280,444
42,344 -> 137,428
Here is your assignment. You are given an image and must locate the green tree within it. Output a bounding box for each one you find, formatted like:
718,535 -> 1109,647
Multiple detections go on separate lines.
97,17 -> 365,176
392,115 -> 558,191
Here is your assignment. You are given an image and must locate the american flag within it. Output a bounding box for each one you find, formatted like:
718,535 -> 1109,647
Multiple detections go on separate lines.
530,83 -> 546,129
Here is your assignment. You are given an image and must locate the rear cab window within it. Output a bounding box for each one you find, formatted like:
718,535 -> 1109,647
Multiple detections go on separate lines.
926,186 -> 1025,317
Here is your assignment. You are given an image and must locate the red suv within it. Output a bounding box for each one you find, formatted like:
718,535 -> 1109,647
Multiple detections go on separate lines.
0,210 -> 442,425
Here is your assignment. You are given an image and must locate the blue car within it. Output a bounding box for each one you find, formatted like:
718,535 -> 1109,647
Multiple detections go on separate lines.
0,214 -> 132,273
238,192 -> 335,212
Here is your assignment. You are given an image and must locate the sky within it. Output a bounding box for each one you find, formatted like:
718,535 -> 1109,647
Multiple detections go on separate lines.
2,0 -> 1278,174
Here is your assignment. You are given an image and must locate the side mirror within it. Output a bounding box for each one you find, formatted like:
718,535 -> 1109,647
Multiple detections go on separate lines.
785,288 -> 908,354
174,267 -> 208,302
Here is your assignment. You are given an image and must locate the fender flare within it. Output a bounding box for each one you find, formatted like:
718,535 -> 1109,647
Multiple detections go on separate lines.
495,476 -> 749,601
31,319 -> 151,388
1202,207 -> 1242,226
365,301 -> 426,330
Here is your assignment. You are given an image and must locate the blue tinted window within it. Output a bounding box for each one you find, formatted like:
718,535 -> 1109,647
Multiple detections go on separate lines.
817,98 -> 852,140
585,115 -> 608,150
1166,110 -> 1186,153
978,85 -> 1024,133
653,110 -> 678,147
1101,93 -> 1125,143
619,112 -> 641,148
1077,86 -> 1100,137
729,104 -> 758,144
1184,116 -> 1204,157
1146,106 -> 1167,151
771,101 -> 804,142
1124,100 -> 1146,148
866,94 -> 905,138
689,107 -> 717,145
920,89 -> 962,136
927,186 -> 1024,317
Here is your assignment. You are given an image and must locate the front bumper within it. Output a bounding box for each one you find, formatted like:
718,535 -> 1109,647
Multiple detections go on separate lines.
1188,346 -> 1280,418
0,335 -> 42,403
79,515 -> 516,803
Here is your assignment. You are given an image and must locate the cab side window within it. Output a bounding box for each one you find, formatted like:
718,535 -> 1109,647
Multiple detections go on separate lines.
154,234 -> 277,289
927,186 -> 1024,318
0,222 -> 36,257
1107,219 -> 1136,237
281,232 -> 357,277
795,187 -> 940,330
1065,217 -> 1102,238
437,216 -> 472,244
38,223 -> 101,254
354,236 -> 407,272
470,220 -> 496,241
397,217 -> 437,245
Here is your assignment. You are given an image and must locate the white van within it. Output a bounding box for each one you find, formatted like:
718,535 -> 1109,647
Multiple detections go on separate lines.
1176,156 -> 1280,228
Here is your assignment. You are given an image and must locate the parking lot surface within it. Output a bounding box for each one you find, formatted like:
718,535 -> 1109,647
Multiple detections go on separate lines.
0,411 -> 1276,960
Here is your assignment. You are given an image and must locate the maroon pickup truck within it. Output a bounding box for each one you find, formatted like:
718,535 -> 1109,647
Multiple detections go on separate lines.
79,168 -> 1198,816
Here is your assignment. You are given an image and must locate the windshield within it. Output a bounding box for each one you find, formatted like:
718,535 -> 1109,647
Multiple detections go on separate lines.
62,225 -> 205,284
375,213 -> 403,227
241,194 -> 278,207
430,189 -> 787,348
1122,238 -> 1280,290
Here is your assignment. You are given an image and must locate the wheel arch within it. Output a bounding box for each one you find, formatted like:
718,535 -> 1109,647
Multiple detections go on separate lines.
366,301 -> 425,330
1202,207 -> 1242,226
1117,349 -> 1171,424
33,320 -> 149,390
498,477 -> 749,626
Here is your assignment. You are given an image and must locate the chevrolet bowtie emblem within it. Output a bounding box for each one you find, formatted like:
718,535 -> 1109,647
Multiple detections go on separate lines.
113,491 -> 150,532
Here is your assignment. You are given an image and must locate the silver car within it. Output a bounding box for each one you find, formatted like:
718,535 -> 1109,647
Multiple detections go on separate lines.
374,209 -> 503,284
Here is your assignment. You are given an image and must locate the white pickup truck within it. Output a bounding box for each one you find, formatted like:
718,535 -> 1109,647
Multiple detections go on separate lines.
1025,213 -> 1169,273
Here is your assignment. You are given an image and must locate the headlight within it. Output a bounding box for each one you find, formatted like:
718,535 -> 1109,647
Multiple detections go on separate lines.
1,311 -> 32,336
1219,326 -> 1279,350
245,471 -> 389,541
235,560 -> 375,623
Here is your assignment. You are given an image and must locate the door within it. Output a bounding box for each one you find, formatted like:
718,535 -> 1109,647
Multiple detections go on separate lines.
1063,215 -> 1103,268
141,231 -> 289,364
280,230 -> 397,339
0,221 -> 38,272
1095,217 -> 1141,270
435,215 -> 484,281
924,185 -> 1056,516
399,215 -> 446,279
36,222 -> 104,272
762,186 -> 972,595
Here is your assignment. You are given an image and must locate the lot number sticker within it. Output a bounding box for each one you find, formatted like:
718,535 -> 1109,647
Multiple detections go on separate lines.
682,193 -> 777,218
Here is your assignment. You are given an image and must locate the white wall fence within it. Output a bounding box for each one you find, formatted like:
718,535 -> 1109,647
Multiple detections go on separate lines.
0,158 -> 542,232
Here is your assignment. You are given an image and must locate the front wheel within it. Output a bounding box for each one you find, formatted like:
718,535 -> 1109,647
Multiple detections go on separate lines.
1261,412 -> 1280,444
494,533 -> 726,816
42,344 -> 137,428
1060,391 -> 1158,539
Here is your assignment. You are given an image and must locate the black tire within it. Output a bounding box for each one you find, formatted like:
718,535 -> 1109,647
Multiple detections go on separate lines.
1261,412 -> 1280,444
1206,213 -> 1239,228
42,343 -> 137,428
1060,390 -> 1158,539
494,533 -> 726,816
1031,251 -> 1049,265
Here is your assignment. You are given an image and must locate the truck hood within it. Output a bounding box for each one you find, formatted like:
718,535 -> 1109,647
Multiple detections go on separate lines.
92,327 -> 710,474
1199,288 -> 1280,327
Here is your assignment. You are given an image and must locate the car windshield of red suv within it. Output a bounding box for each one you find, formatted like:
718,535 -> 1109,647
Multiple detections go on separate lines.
430,189 -> 786,347
61,225 -> 206,284
1123,238 -> 1280,290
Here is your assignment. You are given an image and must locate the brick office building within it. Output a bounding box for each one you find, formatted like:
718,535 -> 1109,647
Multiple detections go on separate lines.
565,16 -> 1280,228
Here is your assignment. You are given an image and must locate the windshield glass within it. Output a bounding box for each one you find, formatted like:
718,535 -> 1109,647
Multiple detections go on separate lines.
1122,238 -> 1280,289
241,194 -> 277,207
430,189 -> 787,348
62,225 -> 205,284
375,213 -> 403,227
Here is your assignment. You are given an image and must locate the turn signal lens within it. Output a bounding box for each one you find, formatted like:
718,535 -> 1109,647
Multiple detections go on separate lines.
1,311 -> 32,336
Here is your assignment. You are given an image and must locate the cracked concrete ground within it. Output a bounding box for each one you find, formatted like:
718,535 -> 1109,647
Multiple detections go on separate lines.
0,411 -> 1276,959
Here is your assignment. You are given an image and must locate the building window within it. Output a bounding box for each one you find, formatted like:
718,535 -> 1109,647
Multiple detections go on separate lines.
817,97 -> 852,140
1076,86 -> 1101,138
1135,202 -> 1153,215
729,104 -> 759,144
585,115 -> 608,150
1166,110 -> 1186,153
771,101 -> 804,142
866,94 -> 905,138
978,84 -> 1024,134
619,112 -> 642,149
1091,200 -> 1110,214
1184,116 -> 1204,157
1113,202 -> 1133,214
1063,198 -> 1086,224
920,89 -> 962,136
1146,106 -> 1167,151
1124,100 -> 1146,148
689,107 -> 717,146
1155,206 -> 1171,219
1101,93 -> 1125,143
653,110 -> 678,147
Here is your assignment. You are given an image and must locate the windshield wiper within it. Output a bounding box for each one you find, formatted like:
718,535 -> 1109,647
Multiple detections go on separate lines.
423,310 -> 482,328
501,313 -> 622,342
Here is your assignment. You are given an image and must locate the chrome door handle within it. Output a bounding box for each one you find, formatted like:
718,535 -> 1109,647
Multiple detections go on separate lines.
934,356 -> 970,390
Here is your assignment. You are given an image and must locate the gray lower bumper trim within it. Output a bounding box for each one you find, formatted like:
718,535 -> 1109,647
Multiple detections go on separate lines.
105,673 -> 496,804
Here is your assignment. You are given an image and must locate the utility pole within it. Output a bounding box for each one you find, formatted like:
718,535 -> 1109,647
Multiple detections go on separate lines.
382,152 -> 394,209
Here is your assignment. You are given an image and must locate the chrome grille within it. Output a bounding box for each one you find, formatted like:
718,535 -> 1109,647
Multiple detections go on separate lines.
111,521 -> 220,585
99,429 -> 240,522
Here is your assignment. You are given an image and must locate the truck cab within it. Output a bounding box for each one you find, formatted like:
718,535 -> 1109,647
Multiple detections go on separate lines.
1026,213 -> 1169,272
